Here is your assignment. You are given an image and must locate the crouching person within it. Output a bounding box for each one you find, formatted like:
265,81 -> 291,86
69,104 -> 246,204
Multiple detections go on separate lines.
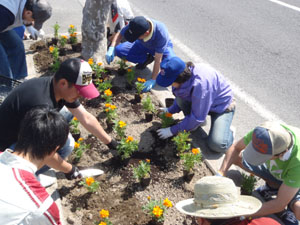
0,107 -> 68,224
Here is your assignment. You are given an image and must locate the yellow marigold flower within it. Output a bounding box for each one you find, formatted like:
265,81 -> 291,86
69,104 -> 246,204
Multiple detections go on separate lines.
127,68 -> 132,72
110,105 -> 116,110
163,198 -> 173,208
73,32 -> 77,36
74,142 -> 80,149
78,137 -> 84,142
61,35 -> 68,39
147,196 -> 151,200
99,222 -> 106,225
69,24 -> 74,28
141,78 -> 146,83
126,136 -> 134,143
104,89 -> 112,96
137,77 -> 142,82
105,103 -> 111,108
85,177 -> 95,186
165,112 -> 173,118
192,148 -> 200,155
98,62 -> 102,66
105,108 -> 109,112
99,209 -> 109,218
88,58 -> 94,65
119,121 -> 126,128
152,206 -> 163,218
99,79 -> 103,83
146,159 -> 150,163
49,46 -> 54,53
73,117 -> 78,121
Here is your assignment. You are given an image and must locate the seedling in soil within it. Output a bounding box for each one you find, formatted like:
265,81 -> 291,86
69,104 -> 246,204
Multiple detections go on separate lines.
101,88 -> 113,103
132,159 -> 151,181
126,67 -> 135,86
113,120 -> 127,139
53,22 -> 60,40
117,136 -> 138,160
59,35 -> 68,48
68,24 -> 77,44
73,138 -> 90,161
69,117 -> 80,135
241,172 -> 257,195
49,46 -> 60,72
172,130 -> 192,154
159,112 -> 175,128
97,79 -> 112,93
142,197 -> 173,223
79,177 -> 100,193
180,148 -> 202,172
117,58 -> 128,75
104,103 -> 118,123
99,209 -> 113,225
142,95 -> 156,114
94,62 -> 107,79
135,77 -> 146,95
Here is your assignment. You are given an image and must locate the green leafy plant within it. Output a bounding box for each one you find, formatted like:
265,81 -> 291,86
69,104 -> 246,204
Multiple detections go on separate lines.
126,67 -> 135,85
99,209 -> 113,225
68,24 -> 77,44
159,112 -> 175,128
132,159 -> 151,181
241,173 -> 258,195
59,35 -> 68,48
73,138 -> 90,161
69,117 -> 80,134
117,58 -> 127,70
142,95 -> 156,113
135,77 -> 146,95
97,79 -> 112,93
172,130 -> 192,153
117,136 -> 138,160
48,46 -> 60,72
180,148 -> 202,172
79,177 -> 100,193
104,103 -> 118,123
101,88 -> 113,103
142,197 -> 173,223
53,22 -> 60,39
113,120 -> 127,139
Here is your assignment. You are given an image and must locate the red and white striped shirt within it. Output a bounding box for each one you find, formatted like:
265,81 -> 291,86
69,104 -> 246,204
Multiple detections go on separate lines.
0,150 -> 61,225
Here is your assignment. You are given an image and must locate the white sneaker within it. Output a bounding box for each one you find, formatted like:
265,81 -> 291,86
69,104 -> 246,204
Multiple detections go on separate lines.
37,171 -> 56,188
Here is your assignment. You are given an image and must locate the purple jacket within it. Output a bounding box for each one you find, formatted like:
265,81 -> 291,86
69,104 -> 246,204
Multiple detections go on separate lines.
168,63 -> 233,135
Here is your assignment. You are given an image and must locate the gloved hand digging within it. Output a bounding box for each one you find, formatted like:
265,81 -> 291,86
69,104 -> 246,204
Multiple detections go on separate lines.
157,127 -> 173,139
65,165 -> 82,180
26,26 -> 44,40
106,139 -> 119,150
158,107 -> 168,116
143,79 -> 156,92
105,46 -> 115,64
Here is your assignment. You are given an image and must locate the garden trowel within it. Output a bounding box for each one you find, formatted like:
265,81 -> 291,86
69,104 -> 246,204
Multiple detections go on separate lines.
79,168 -> 104,178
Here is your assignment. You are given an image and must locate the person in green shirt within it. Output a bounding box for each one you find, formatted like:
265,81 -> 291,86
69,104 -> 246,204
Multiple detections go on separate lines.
218,121 -> 300,225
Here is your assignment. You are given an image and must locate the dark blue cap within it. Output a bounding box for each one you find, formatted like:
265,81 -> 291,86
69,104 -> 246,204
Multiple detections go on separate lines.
124,16 -> 150,42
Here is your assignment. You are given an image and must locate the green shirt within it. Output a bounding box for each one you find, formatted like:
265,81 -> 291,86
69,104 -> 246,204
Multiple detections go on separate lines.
244,124 -> 300,188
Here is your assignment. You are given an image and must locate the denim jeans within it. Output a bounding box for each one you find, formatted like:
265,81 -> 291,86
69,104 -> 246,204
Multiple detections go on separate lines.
0,30 -> 27,80
115,41 -> 175,64
36,107 -> 75,175
176,97 -> 235,153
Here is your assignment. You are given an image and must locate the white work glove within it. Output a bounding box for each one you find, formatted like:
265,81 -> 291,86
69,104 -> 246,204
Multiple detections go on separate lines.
26,26 -> 44,40
157,127 -> 173,139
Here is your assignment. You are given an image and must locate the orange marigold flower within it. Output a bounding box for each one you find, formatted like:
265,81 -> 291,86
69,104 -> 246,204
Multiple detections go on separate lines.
88,58 -> 94,65
49,46 -> 54,53
69,24 -> 74,28
127,68 -> 132,72
163,198 -> 173,208
98,62 -> 102,66
78,137 -> 84,142
99,222 -> 106,225
61,35 -> 68,39
141,79 -> 146,83
105,103 -> 111,108
99,209 -> 109,218
105,108 -> 109,112
137,77 -> 142,82
126,136 -> 134,143
146,159 -> 150,163
99,79 -> 103,83
165,112 -> 173,118
119,121 -> 126,128
152,206 -> 163,218
110,105 -> 116,110
85,177 -> 95,186
73,32 -> 77,36
104,89 -> 112,96
192,148 -> 200,155
73,117 -> 78,121
74,142 -> 80,149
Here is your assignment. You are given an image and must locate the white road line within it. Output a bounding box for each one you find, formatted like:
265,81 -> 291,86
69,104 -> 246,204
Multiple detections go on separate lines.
132,5 -> 284,124
268,0 -> 300,12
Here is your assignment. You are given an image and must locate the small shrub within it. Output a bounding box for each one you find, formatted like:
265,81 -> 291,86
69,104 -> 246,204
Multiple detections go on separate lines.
241,173 -> 257,195
113,120 -> 127,139
53,22 -> 60,39
98,209 -> 113,225
69,117 -> 80,134
159,112 -> 175,128
101,88 -> 113,103
142,95 -> 156,113
79,177 -> 100,193
180,148 -> 202,172
117,136 -> 138,160
68,24 -> 77,44
172,130 -> 192,153
126,67 -> 135,85
104,103 -> 118,123
135,77 -> 146,95
59,35 -> 68,48
132,159 -> 151,181
142,197 -> 173,223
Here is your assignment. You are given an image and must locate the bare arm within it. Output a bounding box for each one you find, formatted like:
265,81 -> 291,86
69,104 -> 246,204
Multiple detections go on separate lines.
151,52 -> 163,80
110,31 -> 122,47
219,138 -> 246,175
68,105 -> 112,144
44,152 -> 72,173
251,183 -> 299,217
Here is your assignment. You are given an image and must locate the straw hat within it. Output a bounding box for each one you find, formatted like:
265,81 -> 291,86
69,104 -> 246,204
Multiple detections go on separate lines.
176,176 -> 262,219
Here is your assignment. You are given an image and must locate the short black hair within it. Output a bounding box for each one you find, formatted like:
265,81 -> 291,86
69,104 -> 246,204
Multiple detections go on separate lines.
174,61 -> 194,84
54,58 -> 81,84
15,107 -> 69,160
25,0 -> 34,11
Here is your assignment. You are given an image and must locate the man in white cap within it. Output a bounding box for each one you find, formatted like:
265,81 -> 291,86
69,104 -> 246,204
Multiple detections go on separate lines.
176,176 -> 280,225
218,121 -> 300,225
0,58 -> 118,185
0,0 -> 52,80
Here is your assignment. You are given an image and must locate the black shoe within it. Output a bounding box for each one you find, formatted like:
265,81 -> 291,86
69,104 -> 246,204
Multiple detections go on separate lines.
135,54 -> 154,70
255,184 -> 278,201
280,207 -> 299,225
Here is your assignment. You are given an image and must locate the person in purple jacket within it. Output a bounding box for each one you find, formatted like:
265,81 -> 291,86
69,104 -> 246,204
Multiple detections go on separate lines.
156,57 -> 236,153
105,16 -> 176,92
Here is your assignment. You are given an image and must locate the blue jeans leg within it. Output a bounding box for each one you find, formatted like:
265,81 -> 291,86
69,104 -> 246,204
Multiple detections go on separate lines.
207,110 -> 235,153
0,30 -> 27,80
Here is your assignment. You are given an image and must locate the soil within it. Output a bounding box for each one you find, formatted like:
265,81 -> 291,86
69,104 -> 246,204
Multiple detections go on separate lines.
30,39 -> 213,225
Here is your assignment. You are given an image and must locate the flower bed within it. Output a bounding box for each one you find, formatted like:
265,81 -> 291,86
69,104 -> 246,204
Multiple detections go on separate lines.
29,34 -> 213,225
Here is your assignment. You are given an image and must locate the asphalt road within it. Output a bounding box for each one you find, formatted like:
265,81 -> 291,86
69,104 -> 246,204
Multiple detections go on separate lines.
128,0 -> 300,131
